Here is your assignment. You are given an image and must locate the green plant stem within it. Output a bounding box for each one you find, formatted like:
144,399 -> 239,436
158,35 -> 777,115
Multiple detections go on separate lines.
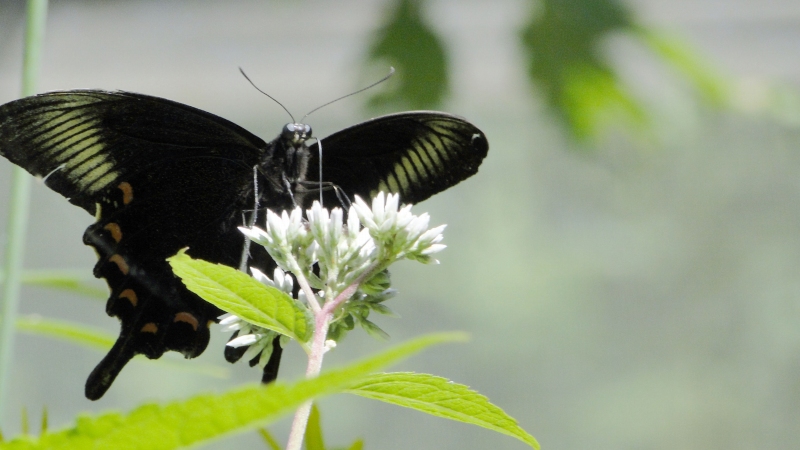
285,261 -> 383,450
0,0 -> 48,420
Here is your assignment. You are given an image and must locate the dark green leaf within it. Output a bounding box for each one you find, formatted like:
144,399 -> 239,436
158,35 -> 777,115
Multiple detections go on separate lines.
367,0 -> 448,110
520,0 -> 646,139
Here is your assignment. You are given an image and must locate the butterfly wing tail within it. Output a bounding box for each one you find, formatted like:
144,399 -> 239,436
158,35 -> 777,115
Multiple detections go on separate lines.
85,335 -> 137,400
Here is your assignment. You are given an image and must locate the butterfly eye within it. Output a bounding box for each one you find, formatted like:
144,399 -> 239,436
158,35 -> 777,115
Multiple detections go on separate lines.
282,123 -> 312,143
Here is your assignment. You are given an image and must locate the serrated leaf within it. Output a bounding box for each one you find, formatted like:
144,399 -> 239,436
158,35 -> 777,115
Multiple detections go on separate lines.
168,250 -> 313,343
346,372 -> 539,449
1,333 -> 465,450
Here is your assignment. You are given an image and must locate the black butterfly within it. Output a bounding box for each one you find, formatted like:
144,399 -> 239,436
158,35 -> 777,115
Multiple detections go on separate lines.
0,90 -> 488,400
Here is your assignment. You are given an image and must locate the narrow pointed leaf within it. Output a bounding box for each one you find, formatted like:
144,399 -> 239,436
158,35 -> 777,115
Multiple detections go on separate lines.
168,250 -> 313,343
346,372 -> 539,449
257,428 -> 281,450
1,333 -> 463,449
15,316 -> 114,350
304,404 -> 325,450
24,271 -> 107,299
15,315 -> 230,379
346,439 -> 364,450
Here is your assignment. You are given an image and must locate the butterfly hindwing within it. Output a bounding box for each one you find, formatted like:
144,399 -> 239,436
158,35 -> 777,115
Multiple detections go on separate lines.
307,111 -> 488,205
0,91 -> 271,399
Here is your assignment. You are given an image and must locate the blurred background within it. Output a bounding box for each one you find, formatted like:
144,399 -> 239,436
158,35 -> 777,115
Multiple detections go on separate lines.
2,0 -> 800,448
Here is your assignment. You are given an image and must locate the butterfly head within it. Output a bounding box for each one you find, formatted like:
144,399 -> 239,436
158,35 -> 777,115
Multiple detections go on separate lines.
281,123 -> 312,146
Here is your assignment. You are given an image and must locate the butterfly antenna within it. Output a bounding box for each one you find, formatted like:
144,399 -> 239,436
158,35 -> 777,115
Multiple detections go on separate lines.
300,67 -> 395,123
239,67 -> 296,123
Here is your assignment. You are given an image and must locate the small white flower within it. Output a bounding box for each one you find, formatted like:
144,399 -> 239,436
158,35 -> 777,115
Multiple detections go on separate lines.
250,267 -> 294,294
227,332 -> 260,348
218,313 -> 243,332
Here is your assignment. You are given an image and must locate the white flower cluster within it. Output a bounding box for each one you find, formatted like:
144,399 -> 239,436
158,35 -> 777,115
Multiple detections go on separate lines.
351,193 -> 446,264
226,192 -> 447,357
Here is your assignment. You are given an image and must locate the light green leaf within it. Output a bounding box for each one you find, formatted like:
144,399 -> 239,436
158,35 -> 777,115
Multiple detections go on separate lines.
15,315 -> 229,379
0,270 -> 107,300
256,428 -> 281,450
24,271 -> 107,300
638,28 -> 732,106
1,333 -> 464,449
346,439 -> 364,450
15,315 -> 115,350
168,250 -> 312,343
346,372 -> 539,449
304,404 -> 325,450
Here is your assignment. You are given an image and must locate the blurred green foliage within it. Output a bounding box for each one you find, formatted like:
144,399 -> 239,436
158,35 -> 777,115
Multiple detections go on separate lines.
367,0 -> 730,141
367,0 -> 448,110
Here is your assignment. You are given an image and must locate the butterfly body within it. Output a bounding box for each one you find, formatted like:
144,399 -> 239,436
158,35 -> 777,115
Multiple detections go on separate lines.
0,90 -> 488,400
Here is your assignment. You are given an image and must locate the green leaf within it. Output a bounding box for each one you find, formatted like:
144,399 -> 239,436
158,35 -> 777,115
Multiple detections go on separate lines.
15,315 -> 230,379
26,271 -> 107,300
346,372 -> 539,449
304,404 -> 325,450
257,428 -> 281,450
346,439 -> 364,450
357,318 -> 390,341
15,315 -> 115,350
520,0 -> 646,140
367,0 -> 448,110
0,333 -> 464,449
0,270 -> 107,300
638,28 -> 732,106
168,250 -> 313,343
20,409 -> 28,436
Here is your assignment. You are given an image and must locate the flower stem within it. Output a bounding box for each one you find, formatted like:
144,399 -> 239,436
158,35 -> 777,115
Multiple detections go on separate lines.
285,309 -> 330,450
284,261 -> 384,450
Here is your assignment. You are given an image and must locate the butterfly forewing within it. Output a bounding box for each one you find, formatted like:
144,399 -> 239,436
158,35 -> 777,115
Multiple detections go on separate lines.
307,112 -> 488,206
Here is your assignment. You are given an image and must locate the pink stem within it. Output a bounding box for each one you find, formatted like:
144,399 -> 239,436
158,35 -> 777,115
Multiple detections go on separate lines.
284,262 -> 383,450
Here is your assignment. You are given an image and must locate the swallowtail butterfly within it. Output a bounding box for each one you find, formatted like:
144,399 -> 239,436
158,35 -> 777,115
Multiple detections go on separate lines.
0,90 -> 488,399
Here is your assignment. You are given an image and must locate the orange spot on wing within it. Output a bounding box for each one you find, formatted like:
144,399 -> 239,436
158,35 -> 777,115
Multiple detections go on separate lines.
119,289 -> 138,307
104,223 -> 123,242
109,254 -> 129,275
118,182 -> 133,204
140,323 -> 158,334
174,312 -> 199,331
